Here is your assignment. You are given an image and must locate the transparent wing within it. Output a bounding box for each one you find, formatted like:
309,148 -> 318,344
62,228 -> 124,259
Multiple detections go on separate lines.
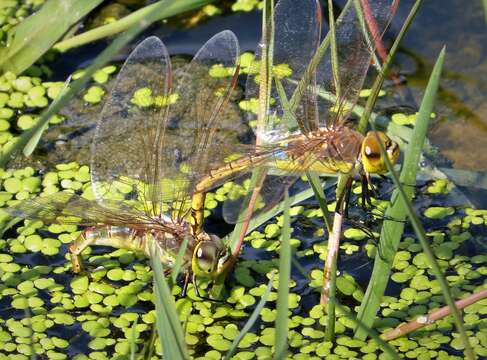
314,0 -> 396,127
90,36 -> 172,218
245,0 -> 322,143
222,173 -> 297,224
4,192 -> 165,229
154,30 -> 243,219
221,0 -> 320,223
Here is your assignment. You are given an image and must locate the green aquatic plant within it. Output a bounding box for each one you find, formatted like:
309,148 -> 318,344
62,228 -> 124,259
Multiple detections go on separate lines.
1,0 -> 486,359
0,0 -> 104,75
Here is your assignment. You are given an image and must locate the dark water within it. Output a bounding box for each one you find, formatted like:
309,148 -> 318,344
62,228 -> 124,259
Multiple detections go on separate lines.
394,0 -> 487,172
3,2 -> 486,357
52,1 -> 487,173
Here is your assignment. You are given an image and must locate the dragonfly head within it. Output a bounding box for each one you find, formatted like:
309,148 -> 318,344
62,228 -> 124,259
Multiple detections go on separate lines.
192,234 -> 230,279
361,131 -> 400,174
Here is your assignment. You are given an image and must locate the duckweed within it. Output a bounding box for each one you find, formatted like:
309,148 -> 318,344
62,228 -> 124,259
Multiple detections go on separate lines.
0,151 -> 485,360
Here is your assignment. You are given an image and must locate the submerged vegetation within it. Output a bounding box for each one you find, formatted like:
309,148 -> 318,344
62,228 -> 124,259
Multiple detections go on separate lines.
0,0 -> 485,359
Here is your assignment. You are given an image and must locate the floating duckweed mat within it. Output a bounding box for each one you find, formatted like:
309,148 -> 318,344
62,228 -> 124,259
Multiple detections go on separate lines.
0,163 -> 485,359
0,0 -> 47,44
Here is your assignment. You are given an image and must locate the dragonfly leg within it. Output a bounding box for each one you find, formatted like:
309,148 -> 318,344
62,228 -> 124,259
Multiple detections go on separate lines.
343,180 -> 352,217
69,228 -> 96,273
192,273 -> 201,298
190,192 -> 206,236
181,271 -> 191,297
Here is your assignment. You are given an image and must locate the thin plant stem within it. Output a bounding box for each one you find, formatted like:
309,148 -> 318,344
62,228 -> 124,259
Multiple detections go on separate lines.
54,0 -> 215,52
382,288 -> 487,341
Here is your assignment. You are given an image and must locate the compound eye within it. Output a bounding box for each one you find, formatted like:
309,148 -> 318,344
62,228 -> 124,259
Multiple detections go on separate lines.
364,145 -> 381,159
195,242 -> 218,273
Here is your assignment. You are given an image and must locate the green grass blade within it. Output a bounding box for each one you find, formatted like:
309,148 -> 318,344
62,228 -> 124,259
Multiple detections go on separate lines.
171,235 -> 189,283
368,48 -> 475,359
357,0 -> 423,133
224,272 -> 275,360
0,217 -> 22,238
129,317 -> 138,360
54,0 -> 214,52
353,0 -> 381,73
0,0 -> 104,74
306,172 -> 332,232
483,0 -> 487,23
327,0 -> 341,100
274,191 -> 291,359
352,0 -> 423,337
354,47 -> 444,340
151,247 -> 188,359
0,0 -> 193,167
333,300 -> 400,359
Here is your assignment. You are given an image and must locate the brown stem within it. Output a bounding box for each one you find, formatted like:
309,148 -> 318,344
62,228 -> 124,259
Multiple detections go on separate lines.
231,170 -> 267,258
321,209 -> 343,305
381,288 -> 487,341
360,0 -> 400,64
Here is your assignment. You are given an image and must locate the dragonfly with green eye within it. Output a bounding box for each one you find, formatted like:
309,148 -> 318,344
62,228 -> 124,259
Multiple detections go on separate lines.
190,0 -> 401,234
6,31 -> 245,296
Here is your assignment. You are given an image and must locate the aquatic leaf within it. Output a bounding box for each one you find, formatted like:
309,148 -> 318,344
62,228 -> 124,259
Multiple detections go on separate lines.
53,0 -> 216,52
0,0 -> 104,74
275,191 -> 291,358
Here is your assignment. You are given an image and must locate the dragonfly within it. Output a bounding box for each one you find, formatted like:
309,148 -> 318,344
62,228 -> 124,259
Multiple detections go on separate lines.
6,31 -> 244,295
190,0 -> 401,232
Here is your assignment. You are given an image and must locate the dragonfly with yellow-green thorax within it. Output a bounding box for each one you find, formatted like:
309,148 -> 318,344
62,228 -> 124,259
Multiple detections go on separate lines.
6,31 -> 246,295
190,0 -> 400,235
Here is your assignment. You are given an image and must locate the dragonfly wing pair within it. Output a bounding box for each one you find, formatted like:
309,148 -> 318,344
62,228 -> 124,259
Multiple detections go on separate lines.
222,0 -> 397,223
91,32 -> 241,222
6,32 -> 242,266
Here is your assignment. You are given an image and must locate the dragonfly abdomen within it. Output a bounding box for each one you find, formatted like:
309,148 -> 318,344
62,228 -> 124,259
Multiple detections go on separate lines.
69,226 -> 143,272
69,225 -> 191,273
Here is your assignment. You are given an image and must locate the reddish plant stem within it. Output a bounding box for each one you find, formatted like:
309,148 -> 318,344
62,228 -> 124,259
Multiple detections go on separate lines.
382,288 -> 487,341
231,171 -> 267,259
361,0 -> 400,64
321,209 -> 343,305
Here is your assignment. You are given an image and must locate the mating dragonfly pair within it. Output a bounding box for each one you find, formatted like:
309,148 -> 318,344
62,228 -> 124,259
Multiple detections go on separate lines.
7,0 -> 400,294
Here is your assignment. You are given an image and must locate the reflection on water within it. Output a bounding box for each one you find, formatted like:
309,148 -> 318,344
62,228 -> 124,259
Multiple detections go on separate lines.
41,1 -> 487,174
395,0 -> 487,171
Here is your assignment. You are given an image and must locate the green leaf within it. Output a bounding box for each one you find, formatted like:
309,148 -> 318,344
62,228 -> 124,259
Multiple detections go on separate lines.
275,191 -> 291,358
54,0 -> 216,52
223,273 -> 274,360
0,0 -> 104,74
0,0 -> 212,167
151,246 -> 188,360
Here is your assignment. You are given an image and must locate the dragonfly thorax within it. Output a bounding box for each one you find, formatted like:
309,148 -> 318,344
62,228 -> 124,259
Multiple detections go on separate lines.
295,126 -> 364,175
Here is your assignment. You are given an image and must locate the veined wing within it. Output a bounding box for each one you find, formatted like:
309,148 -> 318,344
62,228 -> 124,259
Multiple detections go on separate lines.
153,30 -> 242,220
90,36 -> 173,219
245,0 -> 322,143
4,192 -> 170,231
310,0 -> 396,128
222,0 -> 321,223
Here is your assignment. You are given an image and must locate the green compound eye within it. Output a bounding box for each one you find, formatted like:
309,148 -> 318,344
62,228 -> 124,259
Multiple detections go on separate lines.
194,241 -> 219,274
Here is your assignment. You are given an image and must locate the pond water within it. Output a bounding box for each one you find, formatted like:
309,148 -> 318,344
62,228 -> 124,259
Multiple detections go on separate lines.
0,1 -> 486,359
53,0 -> 487,175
